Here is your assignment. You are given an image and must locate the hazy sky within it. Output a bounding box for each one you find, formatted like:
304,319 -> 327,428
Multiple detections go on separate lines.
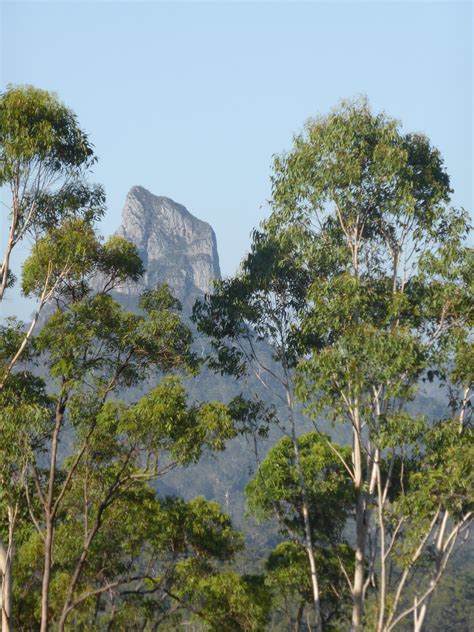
1,1 -> 472,290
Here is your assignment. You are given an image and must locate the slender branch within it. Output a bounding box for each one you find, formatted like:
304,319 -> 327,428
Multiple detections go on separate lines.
384,507 -> 441,629
386,517 -> 470,631
24,482 -> 45,540
62,574 -> 152,619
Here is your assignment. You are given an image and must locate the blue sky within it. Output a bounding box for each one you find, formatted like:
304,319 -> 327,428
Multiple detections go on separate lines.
1,1 -> 472,293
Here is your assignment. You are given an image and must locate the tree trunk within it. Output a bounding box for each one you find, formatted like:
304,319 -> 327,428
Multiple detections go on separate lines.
413,596 -> 427,632
351,490 -> 367,631
40,519 -> 53,632
295,443 -> 322,632
293,435 -> 322,631
305,545 -> 322,632
411,510 -> 449,632
293,602 -> 305,632
374,456 -> 387,632
0,539 -> 12,632
40,397 -> 66,632
286,373 -> 322,632
351,407 -> 367,631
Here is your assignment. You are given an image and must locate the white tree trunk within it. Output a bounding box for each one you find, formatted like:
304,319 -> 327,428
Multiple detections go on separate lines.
288,388 -> 322,632
0,538 -> 12,632
351,406 -> 367,632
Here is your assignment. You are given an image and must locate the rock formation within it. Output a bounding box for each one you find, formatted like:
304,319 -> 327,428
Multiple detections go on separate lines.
114,186 -> 221,303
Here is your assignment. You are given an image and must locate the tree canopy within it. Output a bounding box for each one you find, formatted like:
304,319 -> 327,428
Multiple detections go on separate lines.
1,88 -> 472,632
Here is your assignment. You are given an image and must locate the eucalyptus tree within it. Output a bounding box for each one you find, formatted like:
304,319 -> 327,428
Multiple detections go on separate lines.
0,86 -> 266,631
0,84 -> 102,303
195,98 -> 472,631
0,357 -> 49,632
268,98 -> 473,630
3,217 -> 254,631
0,85 -> 105,632
0,85 -> 105,379
15,486 -> 263,630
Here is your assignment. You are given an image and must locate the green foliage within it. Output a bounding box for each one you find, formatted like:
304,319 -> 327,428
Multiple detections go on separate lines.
265,541 -> 353,631
22,181 -> 106,233
0,84 -> 95,178
297,324 -> 425,423
0,372 -> 51,517
22,219 -> 100,298
265,541 -> 312,602
0,85 -> 105,296
399,422 -> 473,525
155,496 -> 244,560
118,377 -> 237,464
193,230 -> 312,375
246,432 -> 352,543
270,97 -> 451,240
99,235 -> 144,287
174,564 -> 271,631
22,220 -> 144,301
33,287 -> 196,387
13,490 -> 248,630
0,318 -> 35,365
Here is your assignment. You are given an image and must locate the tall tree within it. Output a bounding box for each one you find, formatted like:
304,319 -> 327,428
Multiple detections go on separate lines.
1,86 -> 266,632
0,84 -> 104,323
3,214 -> 270,630
196,98 -> 473,630
6,217 -> 248,630
0,85 -> 105,632
268,98 -> 473,630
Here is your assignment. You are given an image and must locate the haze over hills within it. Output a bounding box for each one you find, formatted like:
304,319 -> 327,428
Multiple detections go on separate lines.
114,186 -> 221,303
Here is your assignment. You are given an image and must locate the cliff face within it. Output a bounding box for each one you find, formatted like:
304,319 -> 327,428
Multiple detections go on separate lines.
115,186 -> 221,302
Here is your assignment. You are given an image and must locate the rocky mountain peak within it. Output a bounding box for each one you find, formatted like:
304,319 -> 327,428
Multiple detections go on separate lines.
114,186 -> 221,302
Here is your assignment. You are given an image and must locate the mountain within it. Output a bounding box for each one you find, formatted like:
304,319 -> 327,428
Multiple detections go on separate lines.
114,186 -> 221,303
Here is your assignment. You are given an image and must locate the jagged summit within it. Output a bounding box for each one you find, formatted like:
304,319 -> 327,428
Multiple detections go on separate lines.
114,186 -> 221,302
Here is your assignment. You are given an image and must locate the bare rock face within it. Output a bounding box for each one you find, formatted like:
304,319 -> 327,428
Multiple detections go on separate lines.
115,186 -> 221,302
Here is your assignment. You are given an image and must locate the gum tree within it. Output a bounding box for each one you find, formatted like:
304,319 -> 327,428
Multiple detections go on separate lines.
0,84 -> 101,302
0,85 -> 105,632
0,86 -> 267,631
196,98 -> 472,630
6,218 -> 245,631
268,98 -> 473,630
5,214 -> 271,631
